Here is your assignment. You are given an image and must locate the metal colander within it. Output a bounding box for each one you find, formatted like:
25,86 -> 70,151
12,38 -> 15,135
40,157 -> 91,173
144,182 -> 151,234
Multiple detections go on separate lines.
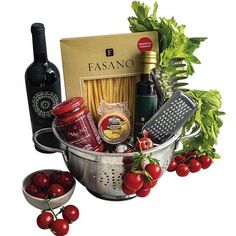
33,122 -> 199,200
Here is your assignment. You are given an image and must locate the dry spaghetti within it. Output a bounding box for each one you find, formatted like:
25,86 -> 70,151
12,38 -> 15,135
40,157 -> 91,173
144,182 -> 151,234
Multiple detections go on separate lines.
82,76 -> 139,125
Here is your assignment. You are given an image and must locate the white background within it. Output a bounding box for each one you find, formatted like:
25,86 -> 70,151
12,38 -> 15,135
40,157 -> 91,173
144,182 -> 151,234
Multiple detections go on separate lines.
0,0 -> 235,235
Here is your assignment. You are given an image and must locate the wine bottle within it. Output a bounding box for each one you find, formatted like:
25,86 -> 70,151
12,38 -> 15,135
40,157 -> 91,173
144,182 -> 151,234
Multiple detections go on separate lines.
25,23 -> 61,153
134,51 -> 158,140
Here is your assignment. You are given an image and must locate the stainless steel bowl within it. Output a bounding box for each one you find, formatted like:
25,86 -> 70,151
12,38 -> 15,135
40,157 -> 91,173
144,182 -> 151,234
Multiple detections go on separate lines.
33,123 -> 199,201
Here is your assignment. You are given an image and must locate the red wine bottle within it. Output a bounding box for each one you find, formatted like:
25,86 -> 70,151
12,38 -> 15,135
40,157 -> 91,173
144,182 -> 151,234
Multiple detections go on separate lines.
25,23 -> 61,153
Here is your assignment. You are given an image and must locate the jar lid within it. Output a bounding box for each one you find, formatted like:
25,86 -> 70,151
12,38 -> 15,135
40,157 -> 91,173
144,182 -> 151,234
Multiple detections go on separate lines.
98,113 -> 131,144
52,97 -> 84,116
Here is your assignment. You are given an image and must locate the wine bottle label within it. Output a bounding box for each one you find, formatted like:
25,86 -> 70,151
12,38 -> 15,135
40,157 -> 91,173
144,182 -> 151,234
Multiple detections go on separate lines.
32,91 -> 59,118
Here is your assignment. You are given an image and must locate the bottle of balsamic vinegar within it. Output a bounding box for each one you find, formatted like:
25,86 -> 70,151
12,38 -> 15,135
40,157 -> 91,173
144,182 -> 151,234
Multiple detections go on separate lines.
134,51 -> 158,140
25,23 -> 61,153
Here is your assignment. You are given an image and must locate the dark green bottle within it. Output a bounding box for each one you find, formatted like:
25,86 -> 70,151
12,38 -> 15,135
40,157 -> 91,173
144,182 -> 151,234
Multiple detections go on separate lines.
25,23 -> 61,153
134,51 -> 158,140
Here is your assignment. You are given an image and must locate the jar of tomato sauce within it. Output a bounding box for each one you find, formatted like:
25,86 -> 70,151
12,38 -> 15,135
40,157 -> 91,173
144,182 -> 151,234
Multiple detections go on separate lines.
52,97 -> 104,152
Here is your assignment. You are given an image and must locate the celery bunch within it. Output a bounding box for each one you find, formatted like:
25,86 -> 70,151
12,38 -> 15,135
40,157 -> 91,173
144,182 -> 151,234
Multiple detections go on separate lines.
128,1 -> 224,158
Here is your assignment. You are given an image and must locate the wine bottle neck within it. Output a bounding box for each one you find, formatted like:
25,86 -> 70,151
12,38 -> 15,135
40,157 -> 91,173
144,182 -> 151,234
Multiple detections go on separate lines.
32,30 -> 48,63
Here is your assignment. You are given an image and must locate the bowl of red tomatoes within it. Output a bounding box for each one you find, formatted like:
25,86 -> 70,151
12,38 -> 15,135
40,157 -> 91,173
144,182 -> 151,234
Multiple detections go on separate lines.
22,169 -> 76,210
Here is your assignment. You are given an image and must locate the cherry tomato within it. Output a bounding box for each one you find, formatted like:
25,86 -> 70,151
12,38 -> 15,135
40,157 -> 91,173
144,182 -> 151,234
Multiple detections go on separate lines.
167,159 -> 177,172
37,211 -> 54,229
26,184 -> 40,197
185,151 -> 197,159
121,183 -> 136,195
48,184 -> 65,198
143,178 -> 158,189
51,219 -> 69,236
50,171 -> 63,184
134,137 -> 153,151
34,172 -> 50,189
174,155 -> 186,164
58,172 -> 75,190
141,158 -> 150,169
123,172 -> 144,192
136,187 -> 151,197
199,155 -> 212,169
62,205 -> 80,223
145,164 -> 162,180
32,171 -> 45,181
36,192 -> 47,199
189,158 -> 202,173
176,163 -> 190,177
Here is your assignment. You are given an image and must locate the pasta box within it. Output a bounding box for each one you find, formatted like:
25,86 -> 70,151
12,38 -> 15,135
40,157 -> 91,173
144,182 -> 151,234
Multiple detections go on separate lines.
60,31 -> 159,120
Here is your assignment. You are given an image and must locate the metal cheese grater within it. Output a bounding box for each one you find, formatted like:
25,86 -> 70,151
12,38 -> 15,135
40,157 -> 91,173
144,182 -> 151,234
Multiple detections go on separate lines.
142,91 -> 197,144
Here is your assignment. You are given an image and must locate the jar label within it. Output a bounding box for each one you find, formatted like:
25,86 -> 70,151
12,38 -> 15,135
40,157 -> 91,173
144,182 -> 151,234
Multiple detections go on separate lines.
56,113 -> 103,151
32,91 -> 59,118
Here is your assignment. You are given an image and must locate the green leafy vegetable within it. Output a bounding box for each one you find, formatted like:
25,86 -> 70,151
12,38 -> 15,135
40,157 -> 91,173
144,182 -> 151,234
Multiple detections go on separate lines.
128,1 -> 207,75
128,1 -> 225,158
180,90 -> 225,158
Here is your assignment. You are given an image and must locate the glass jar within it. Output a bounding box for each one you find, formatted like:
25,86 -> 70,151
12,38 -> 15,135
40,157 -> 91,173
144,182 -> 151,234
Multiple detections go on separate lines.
52,97 -> 104,152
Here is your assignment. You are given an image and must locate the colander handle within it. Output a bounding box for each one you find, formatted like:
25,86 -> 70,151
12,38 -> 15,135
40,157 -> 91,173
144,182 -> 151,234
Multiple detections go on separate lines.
179,123 -> 201,141
174,123 -> 200,151
33,128 -> 68,162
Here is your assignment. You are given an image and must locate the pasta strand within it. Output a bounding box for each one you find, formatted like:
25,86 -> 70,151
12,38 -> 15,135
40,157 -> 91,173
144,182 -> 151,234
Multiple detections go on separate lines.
82,76 -> 139,127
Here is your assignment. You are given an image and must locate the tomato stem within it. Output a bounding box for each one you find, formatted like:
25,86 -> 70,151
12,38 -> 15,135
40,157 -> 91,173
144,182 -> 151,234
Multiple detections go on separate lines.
45,198 -> 58,220
56,207 -> 64,216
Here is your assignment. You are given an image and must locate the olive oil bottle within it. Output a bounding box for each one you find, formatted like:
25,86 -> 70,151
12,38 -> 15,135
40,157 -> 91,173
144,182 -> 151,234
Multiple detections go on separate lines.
134,51 -> 158,139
